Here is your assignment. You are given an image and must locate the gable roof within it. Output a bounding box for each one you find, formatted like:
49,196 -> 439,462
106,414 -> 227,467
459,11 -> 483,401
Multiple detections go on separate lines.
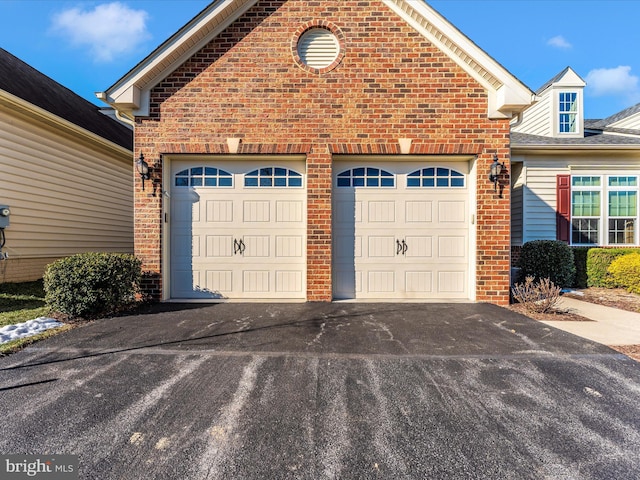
534,66 -> 586,95
0,48 -> 132,151
587,103 -> 640,130
98,0 -> 535,120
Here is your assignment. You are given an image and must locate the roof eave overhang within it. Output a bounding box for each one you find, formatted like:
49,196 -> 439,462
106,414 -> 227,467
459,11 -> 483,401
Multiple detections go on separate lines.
97,0 -> 258,117
512,143 -> 640,154
382,0 -> 535,119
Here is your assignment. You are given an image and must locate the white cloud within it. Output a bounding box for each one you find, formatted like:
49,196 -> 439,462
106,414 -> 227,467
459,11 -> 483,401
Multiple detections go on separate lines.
51,2 -> 150,62
586,66 -> 640,102
547,35 -> 572,49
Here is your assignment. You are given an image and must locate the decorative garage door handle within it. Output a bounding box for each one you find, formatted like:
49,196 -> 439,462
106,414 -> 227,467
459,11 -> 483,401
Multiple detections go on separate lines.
396,239 -> 408,256
234,238 -> 246,255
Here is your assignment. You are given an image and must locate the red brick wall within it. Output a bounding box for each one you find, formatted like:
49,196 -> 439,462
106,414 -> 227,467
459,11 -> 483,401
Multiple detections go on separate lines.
134,0 -> 512,304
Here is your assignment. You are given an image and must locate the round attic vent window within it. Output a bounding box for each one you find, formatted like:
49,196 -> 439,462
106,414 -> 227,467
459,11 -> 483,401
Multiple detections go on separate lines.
296,28 -> 340,69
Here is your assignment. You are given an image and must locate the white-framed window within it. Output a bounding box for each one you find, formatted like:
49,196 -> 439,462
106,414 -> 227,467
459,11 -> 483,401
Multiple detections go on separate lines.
407,167 -> 465,188
559,92 -> 578,134
175,167 -> 233,187
336,167 -> 395,187
571,175 -> 638,245
244,167 -> 303,187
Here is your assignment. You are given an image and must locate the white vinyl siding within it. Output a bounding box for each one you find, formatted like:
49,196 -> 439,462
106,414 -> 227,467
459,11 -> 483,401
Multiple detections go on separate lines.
520,160 -> 570,243
511,93 -> 552,137
610,112 -> 640,131
0,109 -> 133,263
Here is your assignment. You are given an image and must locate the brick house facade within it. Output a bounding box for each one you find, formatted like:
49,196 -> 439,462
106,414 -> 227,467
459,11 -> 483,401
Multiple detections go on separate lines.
100,0 -> 534,305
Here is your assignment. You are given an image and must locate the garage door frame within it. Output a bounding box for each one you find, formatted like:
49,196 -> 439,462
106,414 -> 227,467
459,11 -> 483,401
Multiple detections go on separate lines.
332,155 -> 477,301
163,154 -> 308,302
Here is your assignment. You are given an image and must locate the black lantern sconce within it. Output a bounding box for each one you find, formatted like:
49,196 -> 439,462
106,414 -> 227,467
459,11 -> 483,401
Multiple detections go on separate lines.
488,154 -> 505,192
136,153 -> 150,191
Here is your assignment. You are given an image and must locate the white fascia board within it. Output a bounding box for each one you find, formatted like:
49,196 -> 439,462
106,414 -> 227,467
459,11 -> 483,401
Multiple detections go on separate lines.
512,144 -> 640,153
382,0 -> 535,119
100,0 -> 258,116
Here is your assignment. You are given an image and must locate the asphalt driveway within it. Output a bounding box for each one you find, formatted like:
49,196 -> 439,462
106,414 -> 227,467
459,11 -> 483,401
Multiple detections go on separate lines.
1,302 -> 640,479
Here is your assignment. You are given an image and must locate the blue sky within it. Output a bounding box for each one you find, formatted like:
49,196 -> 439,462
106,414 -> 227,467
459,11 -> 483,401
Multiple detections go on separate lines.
1,0 -> 639,119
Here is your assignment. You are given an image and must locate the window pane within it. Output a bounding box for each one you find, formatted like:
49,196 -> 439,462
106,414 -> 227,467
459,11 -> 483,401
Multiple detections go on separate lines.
191,167 -> 203,176
175,178 -> 189,186
204,178 -> 217,187
572,218 -> 599,244
274,168 -> 286,176
572,176 -> 600,187
572,191 -> 600,216
289,177 -> 302,187
367,177 -> 379,187
353,168 -> 365,176
609,191 -> 637,216
407,178 -> 420,187
451,177 -> 464,187
191,178 -> 203,187
219,177 -> 232,187
275,177 -> 287,187
609,176 -> 638,187
609,219 -> 635,244
436,177 -> 448,187
353,177 -> 365,187
260,177 -> 272,187
245,177 -> 258,187
205,167 -> 218,175
423,178 -> 435,187
337,178 -> 351,187
381,177 -> 394,187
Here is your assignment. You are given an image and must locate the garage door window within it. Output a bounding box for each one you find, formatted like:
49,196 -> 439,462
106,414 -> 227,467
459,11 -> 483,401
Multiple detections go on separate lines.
175,167 -> 233,187
244,167 -> 303,187
407,167 -> 465,188
336,168 -> 395,187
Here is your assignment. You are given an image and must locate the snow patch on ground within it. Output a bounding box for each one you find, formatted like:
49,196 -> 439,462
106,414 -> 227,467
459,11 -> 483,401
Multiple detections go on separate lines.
0,317 -> 64,344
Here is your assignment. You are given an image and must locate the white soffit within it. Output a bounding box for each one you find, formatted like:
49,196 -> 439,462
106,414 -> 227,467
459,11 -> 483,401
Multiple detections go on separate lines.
99,0 -> 258,116
382,0 -> 535,118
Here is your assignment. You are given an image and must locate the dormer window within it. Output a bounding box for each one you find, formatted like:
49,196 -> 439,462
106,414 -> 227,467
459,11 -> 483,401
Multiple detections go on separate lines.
559,92 -> 578,133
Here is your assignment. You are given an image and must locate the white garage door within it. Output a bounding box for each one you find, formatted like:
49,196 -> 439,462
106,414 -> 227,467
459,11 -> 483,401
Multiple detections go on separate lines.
170,160 -> 306,300
333,161 -> 471,300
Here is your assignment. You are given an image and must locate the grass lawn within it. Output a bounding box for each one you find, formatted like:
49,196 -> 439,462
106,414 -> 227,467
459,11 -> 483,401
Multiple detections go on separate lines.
0,280 -> 71,355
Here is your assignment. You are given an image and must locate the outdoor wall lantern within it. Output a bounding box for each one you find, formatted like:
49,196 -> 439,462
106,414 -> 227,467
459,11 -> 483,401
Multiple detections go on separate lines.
489,154 -> 505,192
136,153 -> 150,191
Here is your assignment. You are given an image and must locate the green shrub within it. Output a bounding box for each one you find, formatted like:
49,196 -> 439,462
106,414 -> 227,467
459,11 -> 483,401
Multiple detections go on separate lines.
44,253 -> 142,319
608,253 -> 640,294
517,240 -> 576,287
587,248 -> 639,287
571,247 -> 590,288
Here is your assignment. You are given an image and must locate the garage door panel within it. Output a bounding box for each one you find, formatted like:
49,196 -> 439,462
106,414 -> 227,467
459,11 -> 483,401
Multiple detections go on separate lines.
243,271 -> 270,293
368,271 -> 395,292
276,201 -> 303,222
276,271 -> 303,292
243,201 -> 270,223
368,236 -> 395,257
405,271 -> 433,293
438,236 -> 466,258
438,271 -> 466,293
206,270 -> 233,294
438,201 -> 466,223
406,201 -> 432,223
405,236 -> 432,258
368,201 -> 395,222
276,236 -> 303,257
243,236 -> 270,257
206,200 -> 233,223
205,235 -> 233,257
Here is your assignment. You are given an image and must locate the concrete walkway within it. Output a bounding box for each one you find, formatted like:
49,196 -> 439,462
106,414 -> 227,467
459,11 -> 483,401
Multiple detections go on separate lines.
541,295 -> 640,346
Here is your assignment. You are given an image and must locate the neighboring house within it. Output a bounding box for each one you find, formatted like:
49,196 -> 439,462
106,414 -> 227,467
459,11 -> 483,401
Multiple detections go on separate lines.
98,0 -> 535,305
511,67 -> 640,258
0,48 -> 134,283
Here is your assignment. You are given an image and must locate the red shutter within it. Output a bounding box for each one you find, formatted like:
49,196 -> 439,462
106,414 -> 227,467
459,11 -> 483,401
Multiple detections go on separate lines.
556,175 -> 571,243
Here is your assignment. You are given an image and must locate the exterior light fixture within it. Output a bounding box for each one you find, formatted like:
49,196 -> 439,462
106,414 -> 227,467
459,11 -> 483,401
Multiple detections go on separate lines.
136,153 -> 150,191
488,154 -> 504,191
